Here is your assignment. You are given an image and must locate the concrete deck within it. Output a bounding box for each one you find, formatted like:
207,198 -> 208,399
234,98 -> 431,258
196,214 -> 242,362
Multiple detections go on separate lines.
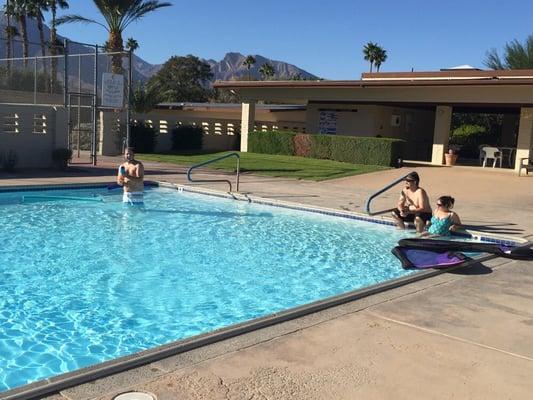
1,157 -> 532,399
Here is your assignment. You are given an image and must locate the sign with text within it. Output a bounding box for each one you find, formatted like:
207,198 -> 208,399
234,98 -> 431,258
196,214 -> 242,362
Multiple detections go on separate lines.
318,111 -> 337,134
101,73 -> 124,108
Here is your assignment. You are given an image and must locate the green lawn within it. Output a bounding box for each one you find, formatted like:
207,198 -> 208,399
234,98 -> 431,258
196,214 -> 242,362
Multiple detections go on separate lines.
138,152 -> 388,181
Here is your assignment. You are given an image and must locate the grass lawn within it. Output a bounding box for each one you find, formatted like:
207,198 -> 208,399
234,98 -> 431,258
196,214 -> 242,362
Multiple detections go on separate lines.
138,151 -> 388,181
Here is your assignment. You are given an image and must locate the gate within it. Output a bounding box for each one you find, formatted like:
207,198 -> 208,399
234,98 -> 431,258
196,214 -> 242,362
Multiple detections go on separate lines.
0,36 -> 132,166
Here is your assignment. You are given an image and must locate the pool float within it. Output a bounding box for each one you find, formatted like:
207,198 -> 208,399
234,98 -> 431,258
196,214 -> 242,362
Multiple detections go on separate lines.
392,238 -> 533,269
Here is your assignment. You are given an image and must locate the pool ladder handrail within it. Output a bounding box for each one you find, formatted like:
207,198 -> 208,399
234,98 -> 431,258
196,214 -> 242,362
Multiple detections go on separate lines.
187,152 -> 240,192
365,172 -> 414,216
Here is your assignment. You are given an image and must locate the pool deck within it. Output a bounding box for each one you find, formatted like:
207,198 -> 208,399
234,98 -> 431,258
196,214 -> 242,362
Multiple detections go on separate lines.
2,158 -> 533,399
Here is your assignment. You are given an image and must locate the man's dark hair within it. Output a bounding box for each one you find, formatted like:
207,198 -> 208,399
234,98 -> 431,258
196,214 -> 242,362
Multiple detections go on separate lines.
405,171 -> 420,185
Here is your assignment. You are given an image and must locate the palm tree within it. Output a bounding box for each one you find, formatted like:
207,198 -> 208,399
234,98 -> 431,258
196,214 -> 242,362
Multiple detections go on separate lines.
374,46 -> 387,72
363,42 -> 387,72
45,0 -> 69,92
242,55 -> 256,80
27,0 -> 49,75
3,2 -> 19,73
363,42 -> 378,72
126,37 -> 139,53
259,62 -> 275,80
8,0 -> 30,66
58,0 -> 171,74
485,35 -> 533,70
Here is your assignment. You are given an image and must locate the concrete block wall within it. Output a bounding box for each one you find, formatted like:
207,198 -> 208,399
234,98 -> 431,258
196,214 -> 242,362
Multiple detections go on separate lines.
0,104 -> 68,168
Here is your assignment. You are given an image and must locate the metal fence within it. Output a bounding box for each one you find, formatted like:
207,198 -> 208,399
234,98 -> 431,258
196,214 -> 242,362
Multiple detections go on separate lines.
0,37 -> 132,164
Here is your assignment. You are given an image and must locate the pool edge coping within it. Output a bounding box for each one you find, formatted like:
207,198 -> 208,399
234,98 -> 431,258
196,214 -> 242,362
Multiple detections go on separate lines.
0,181 -> 527,399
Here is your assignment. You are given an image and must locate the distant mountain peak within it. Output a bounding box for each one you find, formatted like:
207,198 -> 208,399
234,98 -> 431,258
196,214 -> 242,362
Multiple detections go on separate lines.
206,52 -> 318,81
0,16 -> 318,85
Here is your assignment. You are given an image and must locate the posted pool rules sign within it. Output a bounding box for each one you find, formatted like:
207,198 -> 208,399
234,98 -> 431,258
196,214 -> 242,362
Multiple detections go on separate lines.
102,73 -> 124,108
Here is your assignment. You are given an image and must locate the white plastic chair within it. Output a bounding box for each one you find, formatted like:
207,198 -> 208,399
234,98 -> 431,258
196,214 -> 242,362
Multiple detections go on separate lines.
478,144 -> 490,165
481,146 -> 502,168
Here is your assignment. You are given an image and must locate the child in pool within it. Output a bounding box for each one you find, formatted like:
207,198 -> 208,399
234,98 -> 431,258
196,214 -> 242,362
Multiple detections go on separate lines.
421,196 -> 462,237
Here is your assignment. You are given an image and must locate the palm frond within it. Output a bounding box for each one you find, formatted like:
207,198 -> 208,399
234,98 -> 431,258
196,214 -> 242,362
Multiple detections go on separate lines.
56,14 -> 108,31
483,48 -> 505,70
120,0 -> 172,30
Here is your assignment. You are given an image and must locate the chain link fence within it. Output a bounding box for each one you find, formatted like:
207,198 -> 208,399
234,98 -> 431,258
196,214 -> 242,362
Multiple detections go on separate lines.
1,36 -> 132,164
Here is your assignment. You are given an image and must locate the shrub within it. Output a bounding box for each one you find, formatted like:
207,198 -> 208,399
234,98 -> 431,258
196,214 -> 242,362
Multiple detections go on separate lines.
309,134 -> 332,159
51,148 -> 72,170
171,125 -> 203,151
330,136 -> 404,166
51,148 -> 72,161
0,150 -> 18,172
449,124 -> 497,158
293,134 -> 312,157
130,121 -> 157,153
248,130 -> 295,155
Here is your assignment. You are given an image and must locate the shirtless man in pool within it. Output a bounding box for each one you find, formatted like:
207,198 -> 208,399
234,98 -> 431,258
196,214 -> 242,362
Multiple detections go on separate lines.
117,147 -> 144,204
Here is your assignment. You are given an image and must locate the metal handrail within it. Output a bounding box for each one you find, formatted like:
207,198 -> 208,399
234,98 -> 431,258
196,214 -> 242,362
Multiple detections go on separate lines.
365,172 -> 413,215
187,152 -> 240,192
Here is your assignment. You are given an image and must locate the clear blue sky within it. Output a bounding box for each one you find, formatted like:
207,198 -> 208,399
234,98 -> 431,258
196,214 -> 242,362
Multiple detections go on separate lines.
50,0 -> 533,80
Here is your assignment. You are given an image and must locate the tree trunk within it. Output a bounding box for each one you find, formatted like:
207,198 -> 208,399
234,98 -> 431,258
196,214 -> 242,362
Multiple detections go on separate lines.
5,15 -> 12,74
108,31 -> 124,74
37,16 -> 48,78
50,4 -> 57,93
369,62 -> 373,73
18,15 -> 28,67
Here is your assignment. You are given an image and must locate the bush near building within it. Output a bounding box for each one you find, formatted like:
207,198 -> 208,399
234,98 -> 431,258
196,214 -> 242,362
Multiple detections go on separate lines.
249,131 -> 404,167
130,121 -> 158,153
171,125 -> 204,151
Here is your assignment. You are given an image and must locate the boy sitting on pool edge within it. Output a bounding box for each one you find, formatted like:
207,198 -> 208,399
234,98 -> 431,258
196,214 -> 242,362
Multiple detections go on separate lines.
117,147 -> 145,205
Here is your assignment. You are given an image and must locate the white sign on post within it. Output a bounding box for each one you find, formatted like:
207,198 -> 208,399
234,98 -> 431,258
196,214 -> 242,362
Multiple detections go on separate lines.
101,73 -> 124,108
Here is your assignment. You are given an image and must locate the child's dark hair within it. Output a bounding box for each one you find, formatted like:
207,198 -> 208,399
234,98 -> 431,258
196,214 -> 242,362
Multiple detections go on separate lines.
438,195 -> 455,208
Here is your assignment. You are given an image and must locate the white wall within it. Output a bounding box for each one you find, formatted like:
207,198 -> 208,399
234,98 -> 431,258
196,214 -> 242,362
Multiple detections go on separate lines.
306,103 -> 435,161
0,104 -> 68,168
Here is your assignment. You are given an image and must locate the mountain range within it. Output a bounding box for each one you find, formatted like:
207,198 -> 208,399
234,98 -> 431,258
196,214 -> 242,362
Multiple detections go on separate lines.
0,16 -> 318,85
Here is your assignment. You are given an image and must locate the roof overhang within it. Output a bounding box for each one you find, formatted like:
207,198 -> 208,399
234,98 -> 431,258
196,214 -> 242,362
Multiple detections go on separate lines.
213,70 -> 533,107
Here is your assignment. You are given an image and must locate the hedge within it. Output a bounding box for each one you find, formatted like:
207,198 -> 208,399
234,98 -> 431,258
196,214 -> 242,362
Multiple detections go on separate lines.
171,125 -> 204,151
248,130 -> 295,155
249,131 -> 404,167
130,121 -> 157,153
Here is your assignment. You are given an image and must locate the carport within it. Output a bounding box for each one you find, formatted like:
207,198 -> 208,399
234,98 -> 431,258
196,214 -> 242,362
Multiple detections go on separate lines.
214,69 -> 533,172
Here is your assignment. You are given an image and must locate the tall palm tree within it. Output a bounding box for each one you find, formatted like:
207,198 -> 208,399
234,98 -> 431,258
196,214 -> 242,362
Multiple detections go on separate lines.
362,42 -> 387,73
242,55 -> 256,80
126,37 -> 139,53
363,42 -> 378,72
9,0 -> 30,66
259,62 -> 275,80
485,35 -> 533,70
27,0 -> 48,74
3,2 -> 19,73
374,46 -> 387,72
45,0 -> 69,92
58,0 -> 171,74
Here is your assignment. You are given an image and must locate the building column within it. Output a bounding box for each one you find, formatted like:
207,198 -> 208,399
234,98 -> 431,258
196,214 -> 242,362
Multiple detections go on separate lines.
240,101 -> 256,152
514,107 -> 533,172
431,105 -> 452,165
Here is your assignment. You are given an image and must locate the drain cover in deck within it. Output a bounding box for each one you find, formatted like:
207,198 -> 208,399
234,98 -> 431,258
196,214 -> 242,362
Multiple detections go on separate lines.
113,392 -> 155,400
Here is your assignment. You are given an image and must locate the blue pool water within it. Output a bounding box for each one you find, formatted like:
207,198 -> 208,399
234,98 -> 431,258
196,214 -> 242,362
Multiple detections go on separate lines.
0,185 -> 417,391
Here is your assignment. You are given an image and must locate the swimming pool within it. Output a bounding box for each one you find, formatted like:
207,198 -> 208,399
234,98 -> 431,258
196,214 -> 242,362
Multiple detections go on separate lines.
0,184 -> 425,391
